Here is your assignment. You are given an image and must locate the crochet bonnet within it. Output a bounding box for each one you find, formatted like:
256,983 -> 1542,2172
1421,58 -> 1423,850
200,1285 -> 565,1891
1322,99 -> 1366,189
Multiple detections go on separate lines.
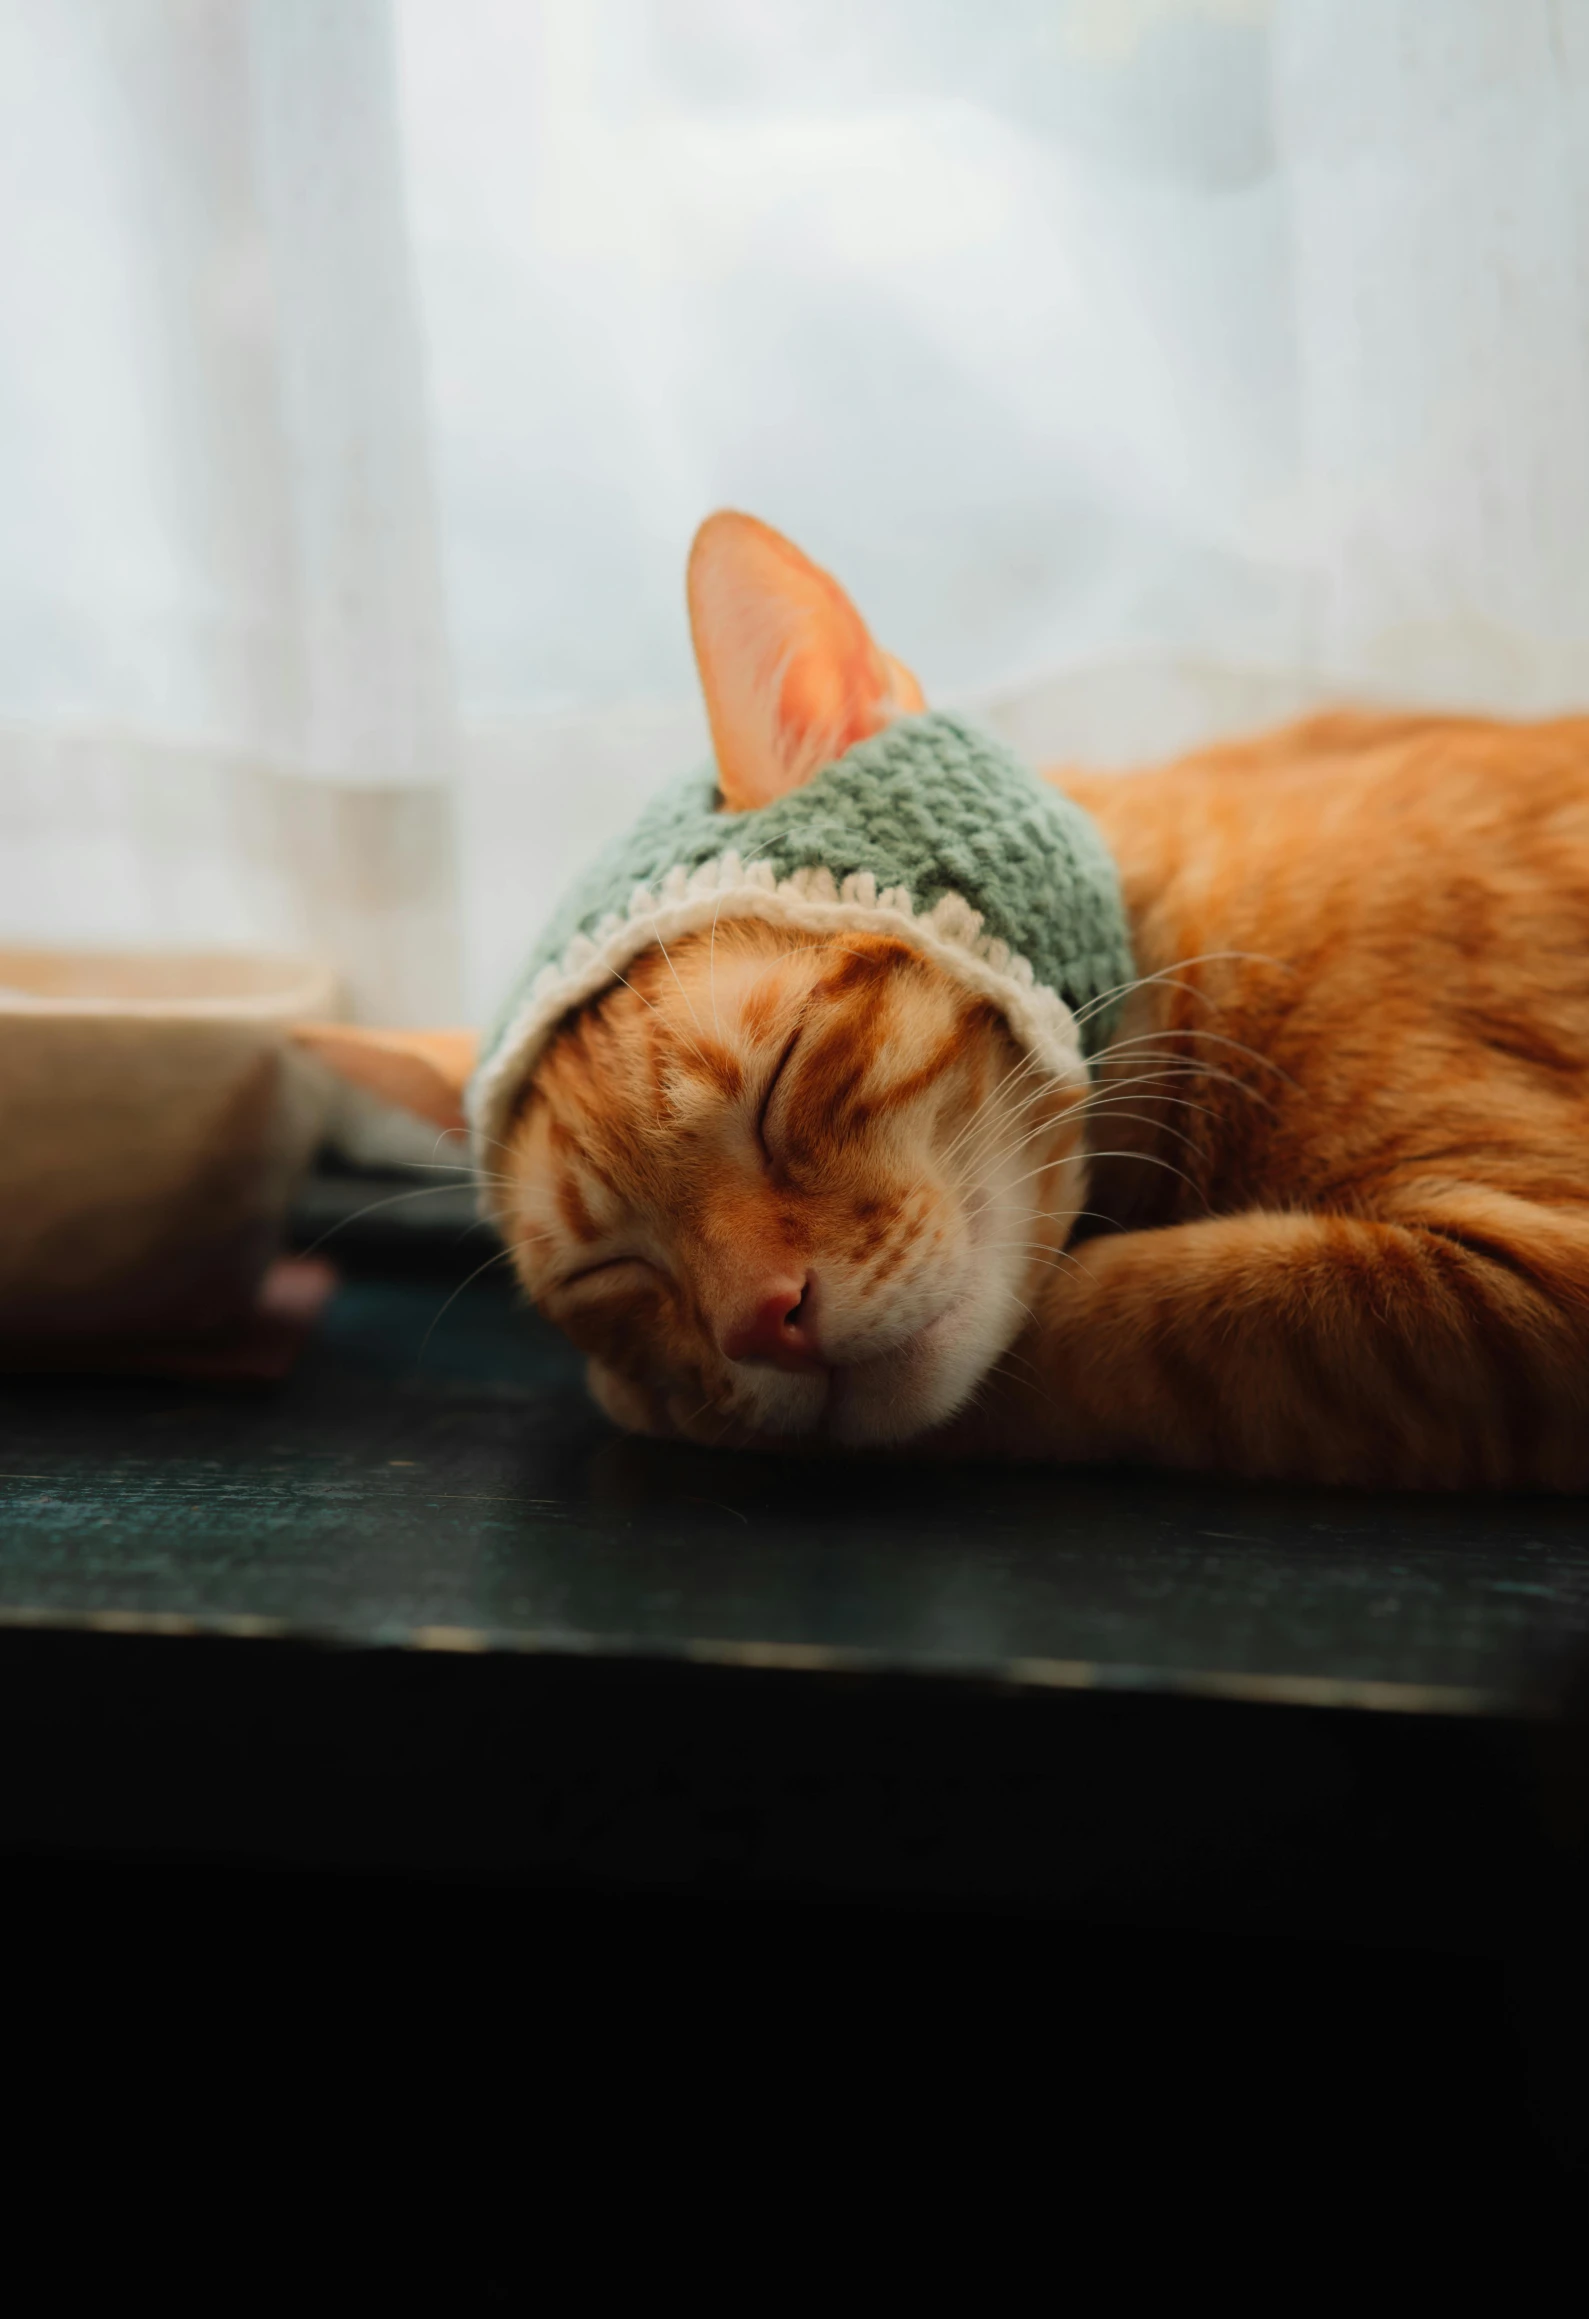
467,709 -> 1133,1159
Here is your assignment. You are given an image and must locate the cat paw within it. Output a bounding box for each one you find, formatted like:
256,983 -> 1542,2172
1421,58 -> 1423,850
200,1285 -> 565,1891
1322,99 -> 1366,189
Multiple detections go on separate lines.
586,1359 -> 750,1448
586,1359 -> 677,1438
587,1358 -> 811,1453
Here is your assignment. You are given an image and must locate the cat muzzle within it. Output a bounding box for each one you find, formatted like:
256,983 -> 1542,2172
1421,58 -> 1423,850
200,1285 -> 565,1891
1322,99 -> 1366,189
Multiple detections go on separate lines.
717,1274 -> 828,1372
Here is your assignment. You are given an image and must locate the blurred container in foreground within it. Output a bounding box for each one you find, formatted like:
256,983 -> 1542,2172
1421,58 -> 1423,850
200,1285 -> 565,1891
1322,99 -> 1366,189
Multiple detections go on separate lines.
0,949 -> 337,1340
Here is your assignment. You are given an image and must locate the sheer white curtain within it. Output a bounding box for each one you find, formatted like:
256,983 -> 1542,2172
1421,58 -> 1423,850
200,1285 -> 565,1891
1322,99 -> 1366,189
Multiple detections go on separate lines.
5,0 -> 1589,1028
0,0 -> 457,1022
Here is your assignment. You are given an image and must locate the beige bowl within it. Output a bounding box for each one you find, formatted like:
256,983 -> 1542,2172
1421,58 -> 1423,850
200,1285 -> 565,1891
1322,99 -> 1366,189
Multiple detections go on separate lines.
0,948 -> 338,1339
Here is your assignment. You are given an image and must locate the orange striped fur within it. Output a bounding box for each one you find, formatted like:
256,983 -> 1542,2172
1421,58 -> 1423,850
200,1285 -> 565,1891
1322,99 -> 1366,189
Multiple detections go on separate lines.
502,702 -> 1589,1488
503,923 -> 1084,1448
485,522 -> 1589,1487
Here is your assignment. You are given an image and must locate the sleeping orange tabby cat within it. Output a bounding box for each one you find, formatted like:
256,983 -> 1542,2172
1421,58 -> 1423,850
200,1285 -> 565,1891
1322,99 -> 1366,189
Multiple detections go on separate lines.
309,514 -> 1589,1490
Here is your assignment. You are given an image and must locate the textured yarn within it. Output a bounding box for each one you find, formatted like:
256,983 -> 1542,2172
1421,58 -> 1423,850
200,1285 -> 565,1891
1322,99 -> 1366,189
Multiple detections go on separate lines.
468,711 -> 1133,1156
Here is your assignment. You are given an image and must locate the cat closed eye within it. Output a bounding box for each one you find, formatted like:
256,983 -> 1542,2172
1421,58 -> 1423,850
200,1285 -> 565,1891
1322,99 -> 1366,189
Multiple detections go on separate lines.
555,1256 -> 660,1297
755,1027 -> 803,1158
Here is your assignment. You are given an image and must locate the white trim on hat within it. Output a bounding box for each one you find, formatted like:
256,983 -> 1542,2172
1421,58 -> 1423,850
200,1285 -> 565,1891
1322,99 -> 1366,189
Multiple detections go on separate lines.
467,848 -> 1088,1198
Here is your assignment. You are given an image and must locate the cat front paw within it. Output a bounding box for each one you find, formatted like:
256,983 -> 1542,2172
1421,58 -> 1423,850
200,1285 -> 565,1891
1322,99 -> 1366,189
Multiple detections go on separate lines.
585,1358 -> 747,1448
586,1358 -> 823,1454
586,1358 -> 677,1439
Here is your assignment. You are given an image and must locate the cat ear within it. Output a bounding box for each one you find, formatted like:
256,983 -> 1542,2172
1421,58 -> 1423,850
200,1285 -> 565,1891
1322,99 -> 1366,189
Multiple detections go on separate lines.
292,1025 -> 478,1136
687,511 -> 925,811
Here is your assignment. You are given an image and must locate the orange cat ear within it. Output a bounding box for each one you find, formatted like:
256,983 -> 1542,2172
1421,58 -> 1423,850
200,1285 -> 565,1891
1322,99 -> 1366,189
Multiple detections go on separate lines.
687,511 -> 925,812
292,1025 -> 478,1136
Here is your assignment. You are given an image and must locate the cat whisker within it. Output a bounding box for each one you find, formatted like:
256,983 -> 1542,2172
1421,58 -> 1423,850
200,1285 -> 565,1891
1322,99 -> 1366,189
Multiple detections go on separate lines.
1086,1057 -> 1277,1112
936,1057 -> 1032,1167
965,1080 -> 1091,1160
1004,1293 -> 1046,1330
982,1228 -> 1084,1258
1097,1025 -> 1298,1088
604,960 -> 720,1081
1072,949 -> 1294,1028
1076,1105 -> 1204,1150
678,1389 -> 723,1433
393,1157 -> 514,1181
936,1047 -> 1058,1172
1079,1070 -> 1225,1114
1082,1096 -> 1221,1134
956,1105 -> 1092,1199
375,1149 -> 522,1204
417,1252 -> 517,1354
989,1347 -> 1059,1410
463,1124 -> 535,1167
997,1147 -> 1204,1204
893,1058 -> 1056,1211
983,1239 -> 1087,1275
425,1127 -> 474,1166
296,1179 -> 509,1258
958,1044 -> 1062,1128
707,835 -> 787,1043
642,919 -> 709,1045
417,1246 -> 519,1360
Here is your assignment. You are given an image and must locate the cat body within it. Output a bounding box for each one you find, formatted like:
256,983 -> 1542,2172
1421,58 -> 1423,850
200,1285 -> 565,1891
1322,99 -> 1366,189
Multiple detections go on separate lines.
309,520 -> 1589,1490
1034,709 -> 1589,1486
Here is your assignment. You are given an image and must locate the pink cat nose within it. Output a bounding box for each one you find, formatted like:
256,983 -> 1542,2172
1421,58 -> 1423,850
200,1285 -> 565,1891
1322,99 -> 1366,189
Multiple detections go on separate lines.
719,1276 -> 825,1371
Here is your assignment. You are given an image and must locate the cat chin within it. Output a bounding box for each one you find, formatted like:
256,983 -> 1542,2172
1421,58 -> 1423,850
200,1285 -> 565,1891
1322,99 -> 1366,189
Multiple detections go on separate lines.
821,1306 -> 997,1446
727,1365 -> 830,1439
727,1303 -> 1006,1448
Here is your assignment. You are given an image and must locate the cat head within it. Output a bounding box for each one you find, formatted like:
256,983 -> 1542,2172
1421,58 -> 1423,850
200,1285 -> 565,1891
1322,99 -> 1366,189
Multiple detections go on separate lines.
303,513 -> 1097,1446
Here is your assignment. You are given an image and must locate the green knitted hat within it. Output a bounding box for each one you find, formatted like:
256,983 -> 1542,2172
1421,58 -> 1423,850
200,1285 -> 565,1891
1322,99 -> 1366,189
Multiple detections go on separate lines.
467,710 -> 1132,1157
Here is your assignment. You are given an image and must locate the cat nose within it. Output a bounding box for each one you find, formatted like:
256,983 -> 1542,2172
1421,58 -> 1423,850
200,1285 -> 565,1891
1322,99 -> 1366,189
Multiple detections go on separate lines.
719,1275 -> 825,1370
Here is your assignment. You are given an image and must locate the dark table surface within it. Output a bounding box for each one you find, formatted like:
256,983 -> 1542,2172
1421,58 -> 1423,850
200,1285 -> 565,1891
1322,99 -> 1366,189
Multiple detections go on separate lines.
9,1170 -> 1587,2197
4,1236 -> 1588,1715
2,1169 -> 1587,1942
